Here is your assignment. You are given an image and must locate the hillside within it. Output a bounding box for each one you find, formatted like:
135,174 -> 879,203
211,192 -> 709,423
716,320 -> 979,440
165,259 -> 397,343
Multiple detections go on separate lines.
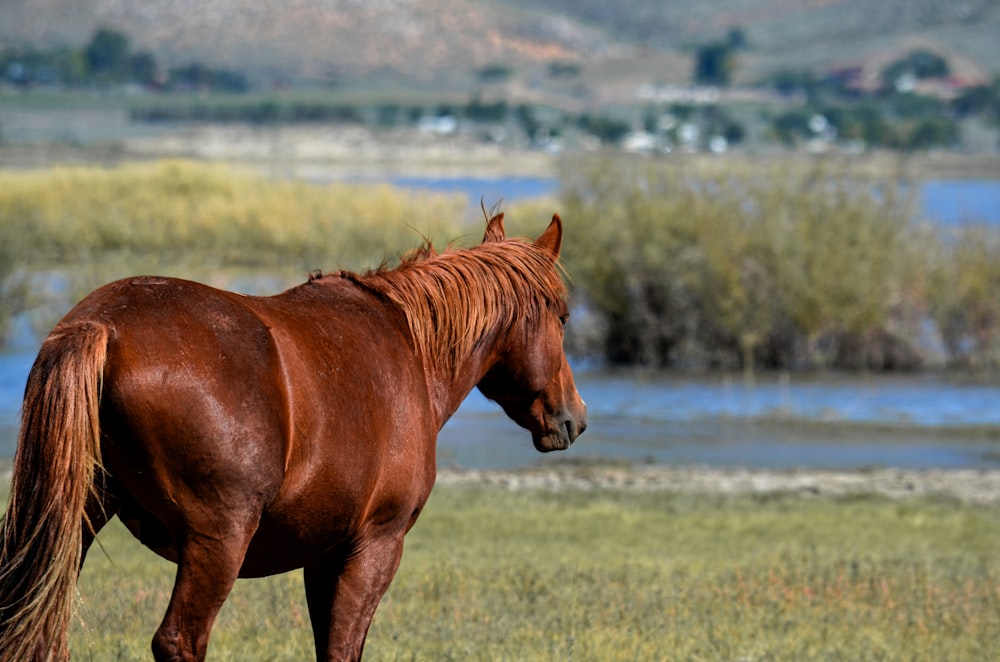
509,0 -> 999,82
2,0 -> 998,87
0,0 -> 611,84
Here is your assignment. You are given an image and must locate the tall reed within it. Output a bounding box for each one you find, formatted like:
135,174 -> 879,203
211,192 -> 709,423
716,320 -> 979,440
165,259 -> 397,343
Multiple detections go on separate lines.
0,161 -> 467,343
0,160 -> 466,269
928,227 -> 1000,370
2,158 -> 998,371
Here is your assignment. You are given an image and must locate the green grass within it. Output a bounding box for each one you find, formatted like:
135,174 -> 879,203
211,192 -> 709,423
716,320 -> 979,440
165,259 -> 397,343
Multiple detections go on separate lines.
65,486 -> 1000,661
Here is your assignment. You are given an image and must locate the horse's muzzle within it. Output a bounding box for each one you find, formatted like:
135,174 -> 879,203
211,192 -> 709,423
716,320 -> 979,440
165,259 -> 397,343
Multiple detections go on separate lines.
534,402 -> 587,452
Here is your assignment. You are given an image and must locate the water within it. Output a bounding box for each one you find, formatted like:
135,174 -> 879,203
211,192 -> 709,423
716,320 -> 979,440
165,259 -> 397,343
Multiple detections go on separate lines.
390,175 -> 560,206
435,370 -> 1000,470
0,352 -> 33,453
920,179 -> 1000,226
3,348 -> 998,470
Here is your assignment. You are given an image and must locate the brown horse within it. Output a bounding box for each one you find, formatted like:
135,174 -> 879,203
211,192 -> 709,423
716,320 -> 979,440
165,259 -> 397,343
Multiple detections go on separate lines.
0,212 -> 586,661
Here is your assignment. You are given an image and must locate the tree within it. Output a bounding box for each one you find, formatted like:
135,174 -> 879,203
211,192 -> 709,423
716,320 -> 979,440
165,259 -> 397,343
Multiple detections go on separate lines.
694,42 -> 734,86
726,27 -> 747,50
476,64 -> 512,83
903,116 -> 960,151
577,114 -> 630,145
882,50 -> 950,87
771,108 -> 813,145
771,69 -> 815,96
128,52 -> 159,86
953,80 -> 1000,119
85,27 -> 129,77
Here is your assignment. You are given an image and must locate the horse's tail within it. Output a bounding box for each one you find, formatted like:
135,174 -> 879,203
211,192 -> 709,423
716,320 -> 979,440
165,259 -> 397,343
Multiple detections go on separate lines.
0,321 -> 108,661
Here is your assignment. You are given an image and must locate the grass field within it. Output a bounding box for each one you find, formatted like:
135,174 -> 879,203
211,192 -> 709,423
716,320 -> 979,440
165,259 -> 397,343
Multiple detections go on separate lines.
63,484 -> 1000,661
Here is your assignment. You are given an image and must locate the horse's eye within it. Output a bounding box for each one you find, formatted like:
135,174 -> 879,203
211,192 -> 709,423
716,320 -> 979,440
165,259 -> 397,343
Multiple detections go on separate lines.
559,313 -> 570,327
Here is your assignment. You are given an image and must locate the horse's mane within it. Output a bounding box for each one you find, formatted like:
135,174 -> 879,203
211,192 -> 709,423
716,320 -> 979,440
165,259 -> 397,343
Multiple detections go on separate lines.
343,237 -> 567,372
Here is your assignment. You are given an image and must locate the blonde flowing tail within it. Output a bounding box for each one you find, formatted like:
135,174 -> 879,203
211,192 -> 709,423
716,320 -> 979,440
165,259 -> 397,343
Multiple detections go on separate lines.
0,321 -> 108,661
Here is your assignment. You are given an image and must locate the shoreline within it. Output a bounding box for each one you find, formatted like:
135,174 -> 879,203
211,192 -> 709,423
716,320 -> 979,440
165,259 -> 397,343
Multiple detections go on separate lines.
435,463 -> 1000,503
1,459 -> 999,503
1,123 -> 999,181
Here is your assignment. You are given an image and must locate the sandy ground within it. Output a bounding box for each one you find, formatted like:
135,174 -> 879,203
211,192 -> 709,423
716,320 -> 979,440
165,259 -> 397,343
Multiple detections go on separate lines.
436,463 -> 1000,504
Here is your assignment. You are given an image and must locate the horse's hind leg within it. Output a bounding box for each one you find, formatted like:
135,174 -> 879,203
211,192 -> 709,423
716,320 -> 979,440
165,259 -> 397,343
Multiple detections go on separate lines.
304,532 -> 406,661
151,521 -> 257,662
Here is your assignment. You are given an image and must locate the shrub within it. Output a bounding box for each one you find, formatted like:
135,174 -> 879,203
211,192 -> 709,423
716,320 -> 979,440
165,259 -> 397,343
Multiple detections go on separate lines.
558,155 -> 933,371
928,228 -> 1000,370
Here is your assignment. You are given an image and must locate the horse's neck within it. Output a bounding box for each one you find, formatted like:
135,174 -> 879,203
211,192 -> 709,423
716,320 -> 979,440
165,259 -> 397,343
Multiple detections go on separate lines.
354,263 -> 512,431
422,318 -> 503,432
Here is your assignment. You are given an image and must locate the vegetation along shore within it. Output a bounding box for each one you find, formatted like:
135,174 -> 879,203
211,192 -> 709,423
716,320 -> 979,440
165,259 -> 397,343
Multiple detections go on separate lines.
2,157 -> 998,374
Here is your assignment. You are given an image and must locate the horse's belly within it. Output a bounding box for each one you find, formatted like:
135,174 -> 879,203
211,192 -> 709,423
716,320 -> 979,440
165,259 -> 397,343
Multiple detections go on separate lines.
238,528 -> 345,577
236,497 -> 364,577
237,458 -> 433,577
114,504 -> 355,577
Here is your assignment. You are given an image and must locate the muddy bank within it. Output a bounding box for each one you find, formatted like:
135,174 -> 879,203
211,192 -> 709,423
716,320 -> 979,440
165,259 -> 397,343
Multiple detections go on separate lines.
436,463 -> 1000,504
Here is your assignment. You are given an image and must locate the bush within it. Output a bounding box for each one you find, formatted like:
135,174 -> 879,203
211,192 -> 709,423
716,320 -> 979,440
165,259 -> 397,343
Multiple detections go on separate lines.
558,155 -> 937,371
928,228 -> 1000,370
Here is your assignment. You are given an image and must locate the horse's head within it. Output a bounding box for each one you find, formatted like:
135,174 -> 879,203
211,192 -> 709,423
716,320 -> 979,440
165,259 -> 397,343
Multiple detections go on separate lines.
476,213 -> 588,452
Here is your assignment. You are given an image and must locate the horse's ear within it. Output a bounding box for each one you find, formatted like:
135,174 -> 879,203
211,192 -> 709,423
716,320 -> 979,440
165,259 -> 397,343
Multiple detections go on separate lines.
483,213 -> 506,243
534,214 -> 562,259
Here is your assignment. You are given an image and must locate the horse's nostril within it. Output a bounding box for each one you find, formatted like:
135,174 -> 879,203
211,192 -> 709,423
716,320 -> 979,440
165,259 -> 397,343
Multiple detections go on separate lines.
563,418 -> 583,443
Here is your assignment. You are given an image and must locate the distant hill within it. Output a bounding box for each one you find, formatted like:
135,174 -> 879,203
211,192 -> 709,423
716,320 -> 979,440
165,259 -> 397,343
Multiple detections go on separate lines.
0,0 -> 611,84
2,0 -> 998,87
507,0 -> 999,81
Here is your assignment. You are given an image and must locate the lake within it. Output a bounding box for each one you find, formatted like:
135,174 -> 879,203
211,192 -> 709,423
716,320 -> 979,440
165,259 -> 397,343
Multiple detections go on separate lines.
436,370 -> 1000,470
920,179 -> 1000,225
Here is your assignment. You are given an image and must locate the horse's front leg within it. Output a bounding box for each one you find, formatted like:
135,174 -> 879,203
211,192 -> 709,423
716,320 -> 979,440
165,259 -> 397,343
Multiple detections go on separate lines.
304,532 -> 406,661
